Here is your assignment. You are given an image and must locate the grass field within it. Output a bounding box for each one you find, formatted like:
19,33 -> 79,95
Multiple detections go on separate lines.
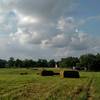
0,68 -> 100,100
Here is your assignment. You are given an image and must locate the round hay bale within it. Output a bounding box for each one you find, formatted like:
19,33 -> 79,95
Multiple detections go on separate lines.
20,72 -> 28,75
60,70 -> 80,78
54,72 -> 60,75
40,70 -> 54,76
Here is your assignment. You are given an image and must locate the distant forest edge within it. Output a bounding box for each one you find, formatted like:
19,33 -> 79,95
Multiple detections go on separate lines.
0,53 -> 100,71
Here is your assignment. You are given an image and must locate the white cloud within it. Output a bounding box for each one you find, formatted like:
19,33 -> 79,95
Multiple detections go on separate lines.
15,11 -> 39,25
0,0 -> 16,13
9,14 -> 100,59
14,0 -> 75,20
69,32 -> 95,50
0,0 -> 100,59
41,34 -> 70,48
10,28 -> 44,45
54,33 -> 99,58
57,17 -> 76,32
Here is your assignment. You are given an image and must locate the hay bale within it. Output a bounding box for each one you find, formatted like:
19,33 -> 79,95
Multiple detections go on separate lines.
60,70 -> 80,78
20,72 -> 28,75
40,70 -> 54,76
54,72 -> 60,75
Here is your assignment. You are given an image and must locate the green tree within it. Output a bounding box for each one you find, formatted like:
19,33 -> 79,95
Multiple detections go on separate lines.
79,54 -> 96,71
37,59 -> 48,67
0,59 -> 7,68
8,57 -> 15,67
59,57 -> 79,68
15,59 -> 23,68
48,59 -> 55,68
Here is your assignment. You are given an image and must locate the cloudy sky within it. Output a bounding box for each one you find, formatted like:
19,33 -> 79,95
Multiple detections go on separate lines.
0,0 -> 100,60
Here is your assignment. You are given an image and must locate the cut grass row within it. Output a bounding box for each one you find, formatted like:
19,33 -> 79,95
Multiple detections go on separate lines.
0,76 -> 90,99
0,68 -> 100,100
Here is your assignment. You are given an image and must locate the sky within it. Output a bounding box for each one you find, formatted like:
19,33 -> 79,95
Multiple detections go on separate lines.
0,0 -> 100,60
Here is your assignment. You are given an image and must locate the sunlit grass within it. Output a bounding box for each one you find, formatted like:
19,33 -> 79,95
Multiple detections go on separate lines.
0,68 -> 100,100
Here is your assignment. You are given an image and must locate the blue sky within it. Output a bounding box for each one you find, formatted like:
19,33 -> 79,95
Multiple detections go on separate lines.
0,0 -> 100,60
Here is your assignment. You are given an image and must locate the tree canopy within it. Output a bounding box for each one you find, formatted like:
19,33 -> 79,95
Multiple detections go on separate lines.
0,53 -> 100,71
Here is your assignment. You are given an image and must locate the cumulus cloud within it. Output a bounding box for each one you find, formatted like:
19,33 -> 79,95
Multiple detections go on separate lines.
14,0 -> 75,20
54,32 -> 99,58
41,34 -> 70,48
9,14 -> 99,59
57,17 -> 76,32
41,30 -> 97,50
0,0 -> 100,59
15,10 -> 39,25
0,10 -> 17,35
70,32 -> 96,50
9,28 -> 44,45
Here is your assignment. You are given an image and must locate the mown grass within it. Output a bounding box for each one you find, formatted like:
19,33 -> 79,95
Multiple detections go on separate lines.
0,68 -> 100,100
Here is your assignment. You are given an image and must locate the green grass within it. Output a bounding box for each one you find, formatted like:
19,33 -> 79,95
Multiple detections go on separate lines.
0,68 -> 100,100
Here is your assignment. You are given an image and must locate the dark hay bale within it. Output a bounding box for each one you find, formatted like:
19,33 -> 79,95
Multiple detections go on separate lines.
40,70 -> 54,76
60,70 -> 80,78
20,72 -> 28,75
54,72 -> 60,75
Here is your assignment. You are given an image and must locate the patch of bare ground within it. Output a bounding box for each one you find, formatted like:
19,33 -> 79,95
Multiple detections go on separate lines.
71,85 -> 84,100
72,78 -> 94,100
87,78 -> 94,100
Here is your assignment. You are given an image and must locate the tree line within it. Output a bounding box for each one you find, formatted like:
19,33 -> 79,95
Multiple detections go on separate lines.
59,53 -> 100,71
0,53 -> 100,71
0,57 -> 56,68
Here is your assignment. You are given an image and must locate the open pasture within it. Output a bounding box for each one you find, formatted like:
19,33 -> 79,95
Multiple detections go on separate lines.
0,68 -> 100,100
